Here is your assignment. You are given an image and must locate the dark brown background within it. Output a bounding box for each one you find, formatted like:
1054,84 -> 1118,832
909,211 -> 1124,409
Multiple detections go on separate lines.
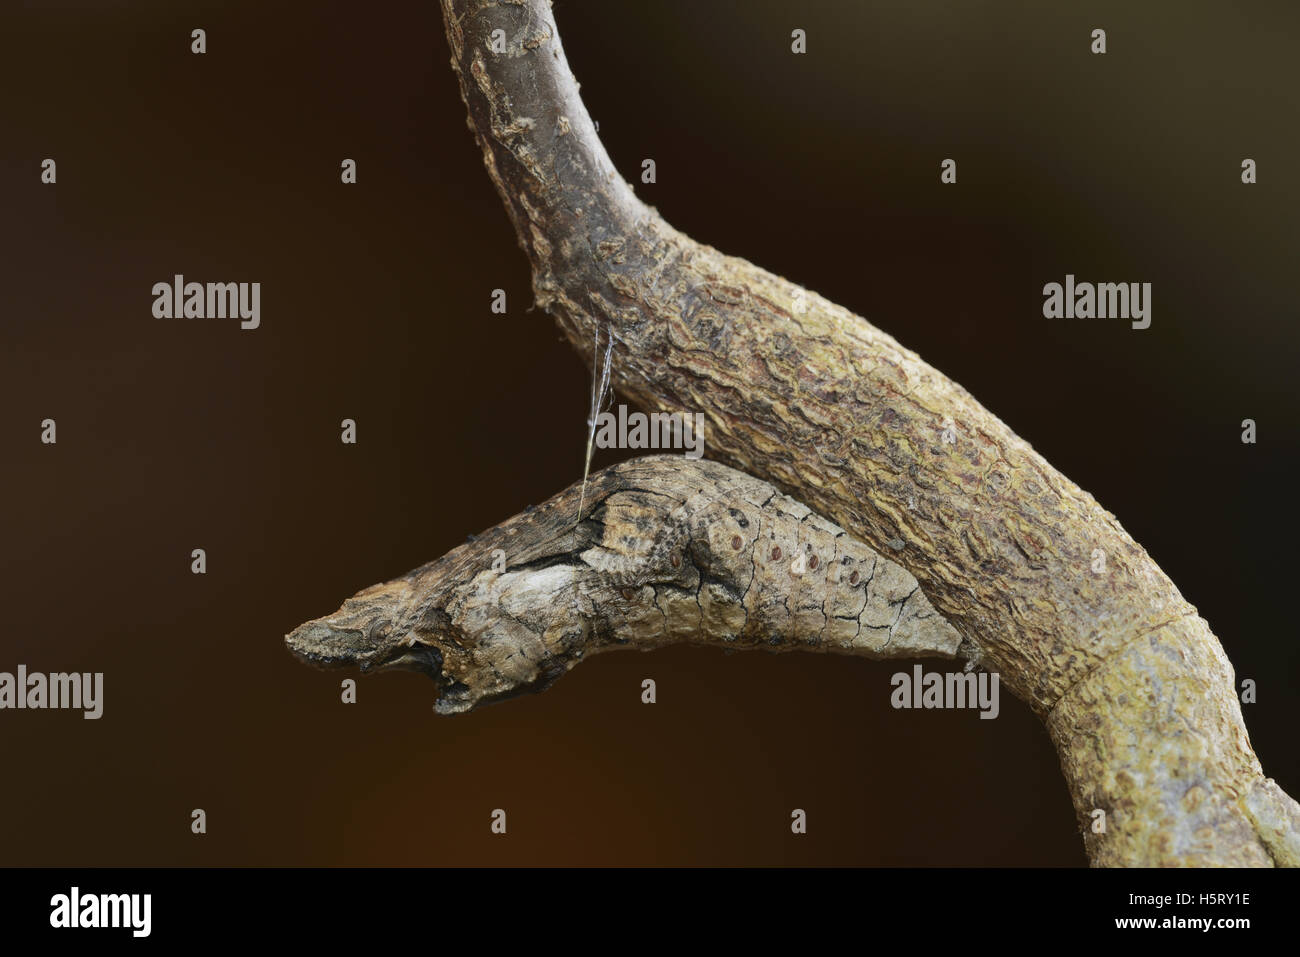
1,0 -> 1295,866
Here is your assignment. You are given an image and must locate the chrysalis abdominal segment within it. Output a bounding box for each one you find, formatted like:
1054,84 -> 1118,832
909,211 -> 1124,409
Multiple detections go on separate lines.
285,457 -> 967,717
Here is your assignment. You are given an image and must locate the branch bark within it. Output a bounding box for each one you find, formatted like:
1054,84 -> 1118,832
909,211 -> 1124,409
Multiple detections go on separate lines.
291,0 -> 1299,866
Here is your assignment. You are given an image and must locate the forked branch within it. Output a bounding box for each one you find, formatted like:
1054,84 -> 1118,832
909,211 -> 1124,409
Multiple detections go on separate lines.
291,0 -> 1299,866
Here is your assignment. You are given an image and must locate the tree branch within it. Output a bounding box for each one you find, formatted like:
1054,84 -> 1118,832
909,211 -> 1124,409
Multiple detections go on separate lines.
292,0 -> 1300,866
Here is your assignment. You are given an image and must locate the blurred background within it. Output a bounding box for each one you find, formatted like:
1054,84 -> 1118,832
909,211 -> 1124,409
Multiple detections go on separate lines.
0,0 -> 1295,865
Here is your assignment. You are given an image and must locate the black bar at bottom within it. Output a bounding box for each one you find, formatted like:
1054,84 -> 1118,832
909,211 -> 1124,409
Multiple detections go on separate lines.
2,866 -> 1295,945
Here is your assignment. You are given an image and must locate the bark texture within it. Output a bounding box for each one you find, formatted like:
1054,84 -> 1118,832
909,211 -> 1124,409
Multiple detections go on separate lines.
287,457 -> 963,713
295,0 -> 1298,866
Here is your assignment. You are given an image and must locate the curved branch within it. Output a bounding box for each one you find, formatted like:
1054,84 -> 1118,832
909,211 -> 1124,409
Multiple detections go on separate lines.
387,0 -> 1298,865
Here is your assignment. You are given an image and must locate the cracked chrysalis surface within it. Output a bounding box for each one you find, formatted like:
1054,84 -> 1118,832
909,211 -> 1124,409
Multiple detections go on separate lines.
286,456 -> 963,715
